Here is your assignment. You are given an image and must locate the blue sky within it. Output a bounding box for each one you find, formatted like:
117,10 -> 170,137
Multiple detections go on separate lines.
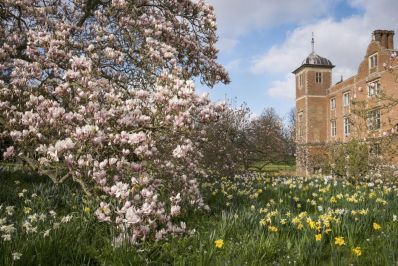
197,0 -> 398,119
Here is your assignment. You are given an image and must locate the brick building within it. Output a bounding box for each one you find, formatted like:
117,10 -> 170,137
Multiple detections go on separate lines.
294,30 -> 398,175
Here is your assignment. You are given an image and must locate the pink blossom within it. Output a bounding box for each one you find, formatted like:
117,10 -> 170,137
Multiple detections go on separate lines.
3,146 -> 15,160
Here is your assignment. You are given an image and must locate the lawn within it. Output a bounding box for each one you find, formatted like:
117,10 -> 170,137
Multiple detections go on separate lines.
1,170 -> 398,265
249,162 -> 296,175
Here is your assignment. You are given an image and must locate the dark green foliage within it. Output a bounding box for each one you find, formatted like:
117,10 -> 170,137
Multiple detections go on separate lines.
331,139 -> 369,180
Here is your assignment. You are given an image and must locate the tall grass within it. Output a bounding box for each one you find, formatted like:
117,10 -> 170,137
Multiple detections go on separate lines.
1,171 -> 398,265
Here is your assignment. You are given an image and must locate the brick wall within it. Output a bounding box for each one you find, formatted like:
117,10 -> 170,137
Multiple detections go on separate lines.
295,30 -> 398,175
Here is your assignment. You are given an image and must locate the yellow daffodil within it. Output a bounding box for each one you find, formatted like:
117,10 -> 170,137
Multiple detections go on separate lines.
297,223 -> 304,230
334,236 -> 345,246
307,219 -> 316,229
292,217 -> 301,225
352,246 -> 362,257
298,212 -> 308,219
373,222 -> 381,230
23,207 -> 32,214
214,239 -> 224,249
315,234 -> 322,241
268,226 -> 278,232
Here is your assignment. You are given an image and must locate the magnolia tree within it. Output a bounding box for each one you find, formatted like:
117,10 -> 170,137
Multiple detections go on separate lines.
0,0 -> 229,243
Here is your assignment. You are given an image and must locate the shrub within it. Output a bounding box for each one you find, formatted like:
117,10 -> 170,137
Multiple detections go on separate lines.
330,139 -> 369,180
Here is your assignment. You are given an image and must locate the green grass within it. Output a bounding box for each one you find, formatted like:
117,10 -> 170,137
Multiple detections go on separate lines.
249,161 -> 296,173
1,170 -> 398,265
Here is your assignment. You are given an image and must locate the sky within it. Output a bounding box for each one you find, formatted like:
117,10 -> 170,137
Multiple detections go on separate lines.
196,0 -> 398,119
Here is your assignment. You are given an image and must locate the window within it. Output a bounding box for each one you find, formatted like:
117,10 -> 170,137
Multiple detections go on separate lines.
299,74 -> 303,87
344,117 -> 350,136
343,92 -> 350,107
331,120 -> 336,137
315,72 -> 322,83
367,109 -> 381,131
297,112 -> 304,140
330,98 -> 336,110
368,80 -> 380,96
369,53 -> 378,69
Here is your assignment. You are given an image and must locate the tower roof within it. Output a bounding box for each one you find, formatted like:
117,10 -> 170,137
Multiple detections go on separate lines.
292,33 -> 334,74
293,52 -> 335,74
301,52 -> 334,66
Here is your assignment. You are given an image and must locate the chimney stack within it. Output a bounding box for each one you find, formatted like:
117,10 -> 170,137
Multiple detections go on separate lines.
373,30 -> 395,49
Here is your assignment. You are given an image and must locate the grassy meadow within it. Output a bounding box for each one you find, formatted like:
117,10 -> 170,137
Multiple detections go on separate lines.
1,169 -> 398,265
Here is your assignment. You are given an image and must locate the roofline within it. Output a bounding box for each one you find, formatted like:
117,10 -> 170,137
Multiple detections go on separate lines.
292,64 -> 335,74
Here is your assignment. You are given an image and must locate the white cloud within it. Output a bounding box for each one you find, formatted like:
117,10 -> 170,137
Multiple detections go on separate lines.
266,74 -> 295,99
216,37 -> 239,53
225,58 -> 241,71
207,0 -> 336,52
251,17 -> 373,75
253,0 -> 398,99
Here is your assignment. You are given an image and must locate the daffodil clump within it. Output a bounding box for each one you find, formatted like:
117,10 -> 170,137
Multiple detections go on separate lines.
0,178 -> 94,264
201,173 -> 270,208
3,172 -> 398,264
251,174 -> 398,262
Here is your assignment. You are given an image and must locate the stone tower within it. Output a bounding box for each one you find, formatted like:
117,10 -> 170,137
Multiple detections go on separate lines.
293,35 -> 334,174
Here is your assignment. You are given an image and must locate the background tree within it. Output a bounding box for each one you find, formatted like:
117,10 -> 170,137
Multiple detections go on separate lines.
247,108 -> 289,171
284,107 -> 296,162
198,102 -> 253,177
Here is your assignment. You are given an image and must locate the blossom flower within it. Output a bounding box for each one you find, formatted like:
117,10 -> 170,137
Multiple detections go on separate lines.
3,146 -> 15,159
61,215 -> 73,223
170,205 -> 181,217
334,236 -> 345,246
43,229 -> 51,238
1,234 -> 11,241
352,247 -> 362,257
268,226 -> 278,232
306,219 -> 316,229
125,207 -> 141,224
23,207 -> 32,214
95,202 -> 111,222
373,223 -> 381,231
214,239 -> 224,249
12,252 -> 22,261
315,234 -> 322,241
5,206 -> 14,216
0,224 -> 16,234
